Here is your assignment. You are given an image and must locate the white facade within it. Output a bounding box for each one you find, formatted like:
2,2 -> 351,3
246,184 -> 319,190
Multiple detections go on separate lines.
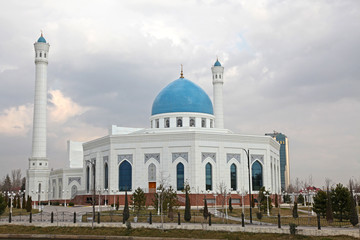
80,126 -> 281,197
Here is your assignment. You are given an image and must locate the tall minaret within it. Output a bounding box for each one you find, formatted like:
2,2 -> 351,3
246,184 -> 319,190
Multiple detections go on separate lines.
26,33 -> 50,202
211,58 -> 224,128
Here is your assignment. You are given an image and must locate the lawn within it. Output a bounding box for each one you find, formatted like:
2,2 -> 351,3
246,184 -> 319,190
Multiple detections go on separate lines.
0,225 -> 357,240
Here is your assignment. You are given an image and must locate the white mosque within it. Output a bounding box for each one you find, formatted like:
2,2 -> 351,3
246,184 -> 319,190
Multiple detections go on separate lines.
26,34 -> 281,205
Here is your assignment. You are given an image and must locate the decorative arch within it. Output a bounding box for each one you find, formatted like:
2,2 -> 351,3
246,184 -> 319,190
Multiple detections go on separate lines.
119,160 -> 132,191
230,163 -> 237,190
252,161 -> 263,191
176,162 -> 185,191
205,162 -> 212,191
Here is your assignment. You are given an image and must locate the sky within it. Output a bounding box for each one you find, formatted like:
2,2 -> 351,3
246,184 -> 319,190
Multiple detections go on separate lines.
0,0 -> 359,188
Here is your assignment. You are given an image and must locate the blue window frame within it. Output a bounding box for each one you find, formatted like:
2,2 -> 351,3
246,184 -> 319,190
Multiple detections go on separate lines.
206,163 -> 212,191
104,163 -> 109,189
177,163 -> 184,191
86,166 -> 90,193
230,164 -> 237,190
252,161 -> 263,191
119,161 -> 132,191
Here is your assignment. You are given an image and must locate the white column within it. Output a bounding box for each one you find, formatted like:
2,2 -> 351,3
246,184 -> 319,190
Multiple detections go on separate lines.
211,61 -> 224,129
32,39 -> 50,158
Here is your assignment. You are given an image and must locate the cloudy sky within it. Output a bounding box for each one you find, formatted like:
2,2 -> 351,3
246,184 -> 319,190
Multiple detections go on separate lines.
0,0 -> 359,188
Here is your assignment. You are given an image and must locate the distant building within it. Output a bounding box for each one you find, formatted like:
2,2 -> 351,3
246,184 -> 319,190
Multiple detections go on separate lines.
265,131 -> 290,191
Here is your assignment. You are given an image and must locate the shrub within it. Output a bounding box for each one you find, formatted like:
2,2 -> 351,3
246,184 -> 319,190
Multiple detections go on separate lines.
289,223 -> 297,235
68,202 -> 75,207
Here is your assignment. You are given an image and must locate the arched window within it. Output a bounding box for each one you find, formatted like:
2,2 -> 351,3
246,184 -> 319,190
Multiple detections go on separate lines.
230,164 -> 237,190
39,52 -> 42,57
119,161 -> 132,191
205,163 -> 212,190
38,183 -> 41,200
252,161 -> 263,191
104,163 -> 109,189
177,163 -> 184,191
156,119 -> 159,128
177,117 -> 182,127
165,118 -> 170,128
148,163 -> 156,182
219,74 -> 221,79
190,118 -> 195,127
44,53 -> 46,58
201,118 -> 206,128
215,74 -> 217,79
86,166 -> 90,193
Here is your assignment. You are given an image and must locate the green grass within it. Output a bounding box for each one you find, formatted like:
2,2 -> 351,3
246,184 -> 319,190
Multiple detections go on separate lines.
0,207 -> 39,217
0,225 -> 357,240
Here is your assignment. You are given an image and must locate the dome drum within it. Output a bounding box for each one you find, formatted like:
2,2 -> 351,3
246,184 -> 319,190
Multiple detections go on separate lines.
150,112 -> 215,129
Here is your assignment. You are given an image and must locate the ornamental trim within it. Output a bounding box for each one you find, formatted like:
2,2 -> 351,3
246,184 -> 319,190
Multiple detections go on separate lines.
172,152 -> 188,163
68,177 -> 81,185
118,154 -> 133,165
227,153 -> 241,164
144,153 -> 160,164
202,152 -> 216,163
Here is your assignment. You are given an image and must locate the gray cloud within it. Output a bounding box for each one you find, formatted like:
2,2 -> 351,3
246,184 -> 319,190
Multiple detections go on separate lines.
0,0 -> 359,187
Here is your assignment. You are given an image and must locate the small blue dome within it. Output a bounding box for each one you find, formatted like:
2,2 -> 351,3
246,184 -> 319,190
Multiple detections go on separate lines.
37,35 -> 46,43
214,60 -> 221,66
152,78 -> 213,115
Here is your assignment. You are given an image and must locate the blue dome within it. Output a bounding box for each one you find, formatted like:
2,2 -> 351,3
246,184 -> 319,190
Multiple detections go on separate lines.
151,78 -> 213,115
37,35 -> 46,43
214,60 -> 221,66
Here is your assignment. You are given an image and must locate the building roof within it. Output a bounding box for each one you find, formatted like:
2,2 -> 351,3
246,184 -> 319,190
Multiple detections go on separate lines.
37,34 -> 46,43
151,77 -> 214,115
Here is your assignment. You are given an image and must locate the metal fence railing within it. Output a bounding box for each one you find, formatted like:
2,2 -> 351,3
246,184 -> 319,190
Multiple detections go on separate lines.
0,210 -> 357,229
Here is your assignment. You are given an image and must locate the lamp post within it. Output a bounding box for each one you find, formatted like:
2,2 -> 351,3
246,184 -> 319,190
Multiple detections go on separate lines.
8,192 -> 15,215
156,189 -> 163,230
213,192 -> 218,217
104,188 -> 108,207
97,188 -> 101,212
265,192 -> 270,216
240,148 -> 252,224
239,189 -> 247,214
86,159 -> 96,229
112,189 -> 117,210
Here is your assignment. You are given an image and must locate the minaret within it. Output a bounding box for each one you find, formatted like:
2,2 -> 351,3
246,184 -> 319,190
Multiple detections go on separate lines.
211,58 -> 224,128
26,33 -> 50,202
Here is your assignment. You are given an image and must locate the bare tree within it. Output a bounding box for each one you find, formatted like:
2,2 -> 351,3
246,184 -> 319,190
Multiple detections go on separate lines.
216,181 -> 228,220
11,169 -> 22,190
325,178 -> 332,189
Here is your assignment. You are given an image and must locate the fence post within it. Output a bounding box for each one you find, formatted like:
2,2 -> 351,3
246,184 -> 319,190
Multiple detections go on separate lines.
178,212 -> 181,225
74,212 -> 76,223
277,213 -> 281,228
209,213 -> 211,226
241,213 -> 244,227
149,212 -> 152,225
51,212 -> 54,223
97,212 -> 100,224
317,213 -> 321,230
8,213 -> 11,223
29,212 -> 32,223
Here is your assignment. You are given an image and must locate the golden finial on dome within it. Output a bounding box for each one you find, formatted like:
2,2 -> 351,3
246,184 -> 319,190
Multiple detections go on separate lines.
180,64 -> 184,78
